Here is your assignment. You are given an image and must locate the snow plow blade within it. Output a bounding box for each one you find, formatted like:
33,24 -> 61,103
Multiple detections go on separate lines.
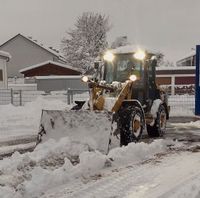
37,110 -> 119,154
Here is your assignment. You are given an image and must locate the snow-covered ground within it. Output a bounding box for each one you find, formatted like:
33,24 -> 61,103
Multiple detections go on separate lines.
0,97 -> 69,139
1,135 -> 200,198
0,96 -> 200,198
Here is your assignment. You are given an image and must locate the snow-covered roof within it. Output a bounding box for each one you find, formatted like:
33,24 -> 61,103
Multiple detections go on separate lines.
0,34 -> 66,62
156,66 -> 195,71
22,35 -> 66,62
176,51 -> 195,63
111,44 -> 157,54
0,50 -> 11,60
19,60 -> 81,73
35,75 -> 82,80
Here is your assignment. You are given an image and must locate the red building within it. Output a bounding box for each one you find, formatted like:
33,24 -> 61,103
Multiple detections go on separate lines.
156,66 -> 195,95
20,60 -> 81,77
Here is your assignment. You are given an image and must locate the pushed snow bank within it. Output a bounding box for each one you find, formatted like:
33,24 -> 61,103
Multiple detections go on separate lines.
172,120 -> 200,128
0,97 -> 68,138
108,139 -> 169,166
39,110 -> 113,153
0,137 -> 175,198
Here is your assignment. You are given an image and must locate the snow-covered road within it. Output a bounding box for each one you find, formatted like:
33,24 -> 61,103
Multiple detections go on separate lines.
36,119 -> 200,198
1,98 -> 200,198
42,149 -> 200,198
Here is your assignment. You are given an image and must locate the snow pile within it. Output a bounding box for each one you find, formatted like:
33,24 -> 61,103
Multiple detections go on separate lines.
0,97 -> 68,138
24,96 -> 69,111
0,138 -> 174,198
0,137 -> 89,197
108,139 -> 170,166
173,120 -> 200,128
39,110 -> 113,153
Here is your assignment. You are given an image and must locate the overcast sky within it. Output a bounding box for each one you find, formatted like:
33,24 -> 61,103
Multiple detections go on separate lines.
0,0 -> 200,63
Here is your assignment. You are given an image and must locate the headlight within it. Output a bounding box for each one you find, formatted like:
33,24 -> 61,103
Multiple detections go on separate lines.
129,74 -> 137,81
134,50 -> 146,60
81,76 -> 89,83
103,51 -> 114,62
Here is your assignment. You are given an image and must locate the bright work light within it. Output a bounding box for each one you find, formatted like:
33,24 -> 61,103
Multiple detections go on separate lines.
129,74 -> 137,82
134,50 -> 146,60
103,51 -> 114,62
81,76 -> 89,83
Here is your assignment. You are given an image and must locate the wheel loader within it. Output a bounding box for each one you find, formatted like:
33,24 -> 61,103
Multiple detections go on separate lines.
37,46 -> 169,153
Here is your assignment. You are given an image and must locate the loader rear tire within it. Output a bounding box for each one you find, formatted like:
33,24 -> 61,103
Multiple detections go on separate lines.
118,106 -> 144,146
147,104 -> 167,137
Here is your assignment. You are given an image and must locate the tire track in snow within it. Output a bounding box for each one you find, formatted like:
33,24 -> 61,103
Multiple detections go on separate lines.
42,151 -> 200,198
43,164 -> 157,198
155,173 -> 200,198
0,135 -> 37,159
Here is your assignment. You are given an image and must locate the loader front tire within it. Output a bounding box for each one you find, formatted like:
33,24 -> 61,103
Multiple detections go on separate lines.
118,106 -> 144,146
147,104 -> 167,137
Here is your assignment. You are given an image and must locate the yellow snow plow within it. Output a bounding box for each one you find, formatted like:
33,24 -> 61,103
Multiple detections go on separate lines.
37,46 -> 170,153
37,110 -> 115,153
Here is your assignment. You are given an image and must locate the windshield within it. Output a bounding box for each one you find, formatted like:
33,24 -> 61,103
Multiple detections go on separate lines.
104,54 -> 143,83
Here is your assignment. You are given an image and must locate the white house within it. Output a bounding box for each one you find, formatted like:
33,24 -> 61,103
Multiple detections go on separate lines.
0,34 -> 66,77
0,51 -> 11,88
176,52 -> 195,66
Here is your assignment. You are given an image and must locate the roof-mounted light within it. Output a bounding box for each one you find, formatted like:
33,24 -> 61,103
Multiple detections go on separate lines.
103,51 -> 114,62
134,50 -> 146,60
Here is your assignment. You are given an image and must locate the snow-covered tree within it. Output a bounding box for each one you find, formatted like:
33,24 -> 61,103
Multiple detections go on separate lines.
155,52 -> 164,67
155,53 -> 174,67
61,12 -> 110,73
111,36 -> 129,49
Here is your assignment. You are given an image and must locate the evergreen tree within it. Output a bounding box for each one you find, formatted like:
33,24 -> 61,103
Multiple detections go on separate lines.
61,12 -> 110,73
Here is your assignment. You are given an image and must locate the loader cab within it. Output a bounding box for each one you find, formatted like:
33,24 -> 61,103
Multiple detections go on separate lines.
103,51 -> 158,105
103,53 -> 144,84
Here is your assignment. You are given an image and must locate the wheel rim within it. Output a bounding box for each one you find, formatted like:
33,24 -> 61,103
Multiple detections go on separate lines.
131,113 -> 142,138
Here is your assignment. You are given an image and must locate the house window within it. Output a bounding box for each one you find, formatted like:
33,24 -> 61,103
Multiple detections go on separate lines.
0,70 -> 3,81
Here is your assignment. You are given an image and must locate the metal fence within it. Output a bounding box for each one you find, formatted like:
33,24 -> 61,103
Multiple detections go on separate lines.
0,88 -> 196,116
158,84 -> 195,116
168,94 -> 195,116
161,84 -> 195,95
0,89 -> 90,106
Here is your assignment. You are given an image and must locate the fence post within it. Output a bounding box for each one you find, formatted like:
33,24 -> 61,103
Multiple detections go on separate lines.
11,89 -> 13,104
19,90 -> 22,106
70,90 -> 74,103
171,76 -> 175,95
67,89 -> 71,105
